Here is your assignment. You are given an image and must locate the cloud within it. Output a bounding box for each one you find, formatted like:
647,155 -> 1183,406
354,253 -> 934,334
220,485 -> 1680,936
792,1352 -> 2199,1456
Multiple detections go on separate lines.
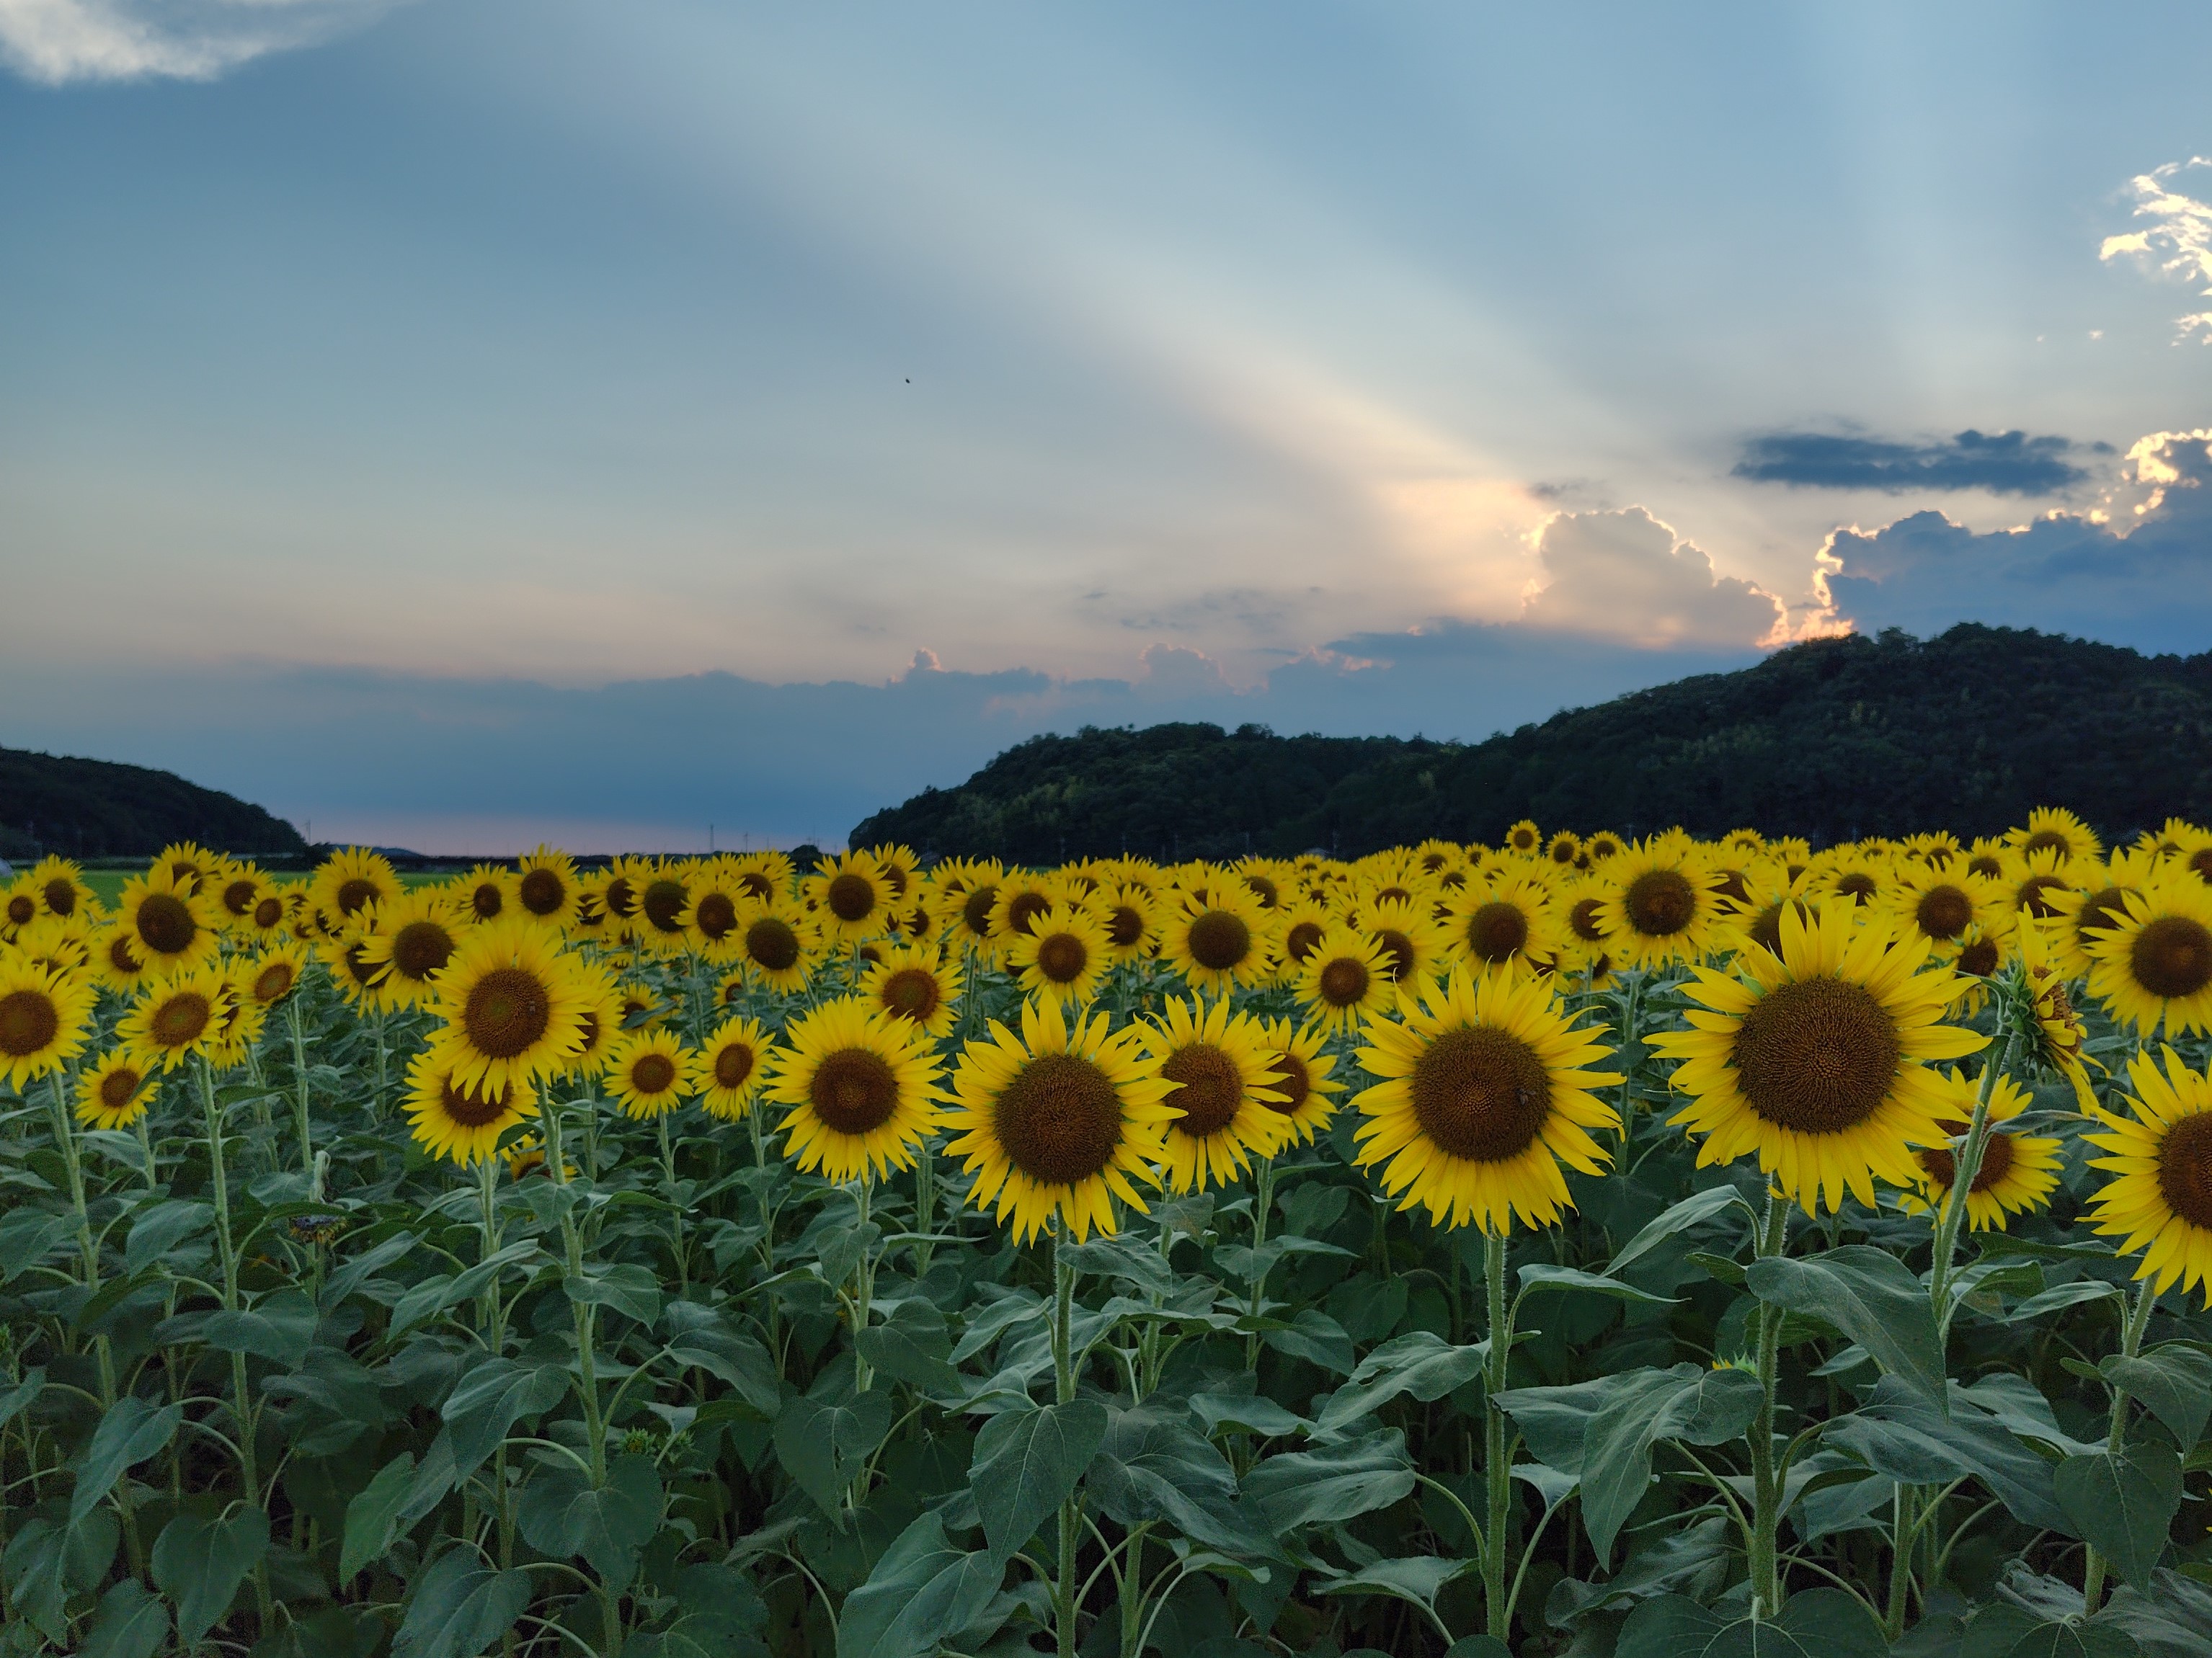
2102,158 -> 2212,342
0,0 -> 409,85
1520,507 -> 1789,649
1818,429 -> 2212,651
1732,429 -> 2095,495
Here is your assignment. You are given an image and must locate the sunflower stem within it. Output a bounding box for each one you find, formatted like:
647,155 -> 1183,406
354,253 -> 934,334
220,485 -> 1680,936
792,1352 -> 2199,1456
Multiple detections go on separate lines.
850,1182 -> 876,1394
1244,1158 -> 1276,1368
1884,1481 -> 1917,1639
1052,1229 -> 1080,1658
199,1055 -> 274,1629
286,991 -> 314,1175
1746,1187 -> 1790,1617
2082,1280 -> 2157,1613
1483,1227 -> 1514,1641
915,1141 -> 937,1276
1928,1033 -> 2014,1340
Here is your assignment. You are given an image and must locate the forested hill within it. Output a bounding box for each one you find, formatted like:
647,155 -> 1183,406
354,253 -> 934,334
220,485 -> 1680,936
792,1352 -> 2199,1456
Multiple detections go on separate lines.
0,747 -> 306,860
850,624 -> 2212,863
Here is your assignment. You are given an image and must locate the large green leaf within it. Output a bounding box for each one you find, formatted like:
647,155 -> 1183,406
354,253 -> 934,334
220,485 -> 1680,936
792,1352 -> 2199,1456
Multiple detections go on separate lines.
2,1515 -> 115,1643
1821,1376 -> 2071,1534
1607,1185 -> 1753,1276
123,1200 -> 213,1275
201,1285 -> 319,1367
152,1505 -> 270,1646
0,1366 -> 40,1432
1242,1429 -> 1414,1531
854,1296 -> 963,1394
1259,1307 -> 1356,1375
71,1395 -> 182,1525
661,1300 -> 783,1414
391,1550 -> 533,1658
772,1385 -> 894,1516
836,1512 -> 1005,1658
1516,1263 -> 1680,1309
441,1356 -> 571,1479
565,1260 -> 664,1327
1316,1556 -> 1472,1623
1617,1587 -> 1888,1658
1577,1365 -> 1762,1566
0,1207 -> 70,1283
2099,1566 -> 2212,1658
1959,1603 -> 2143,1658
2056,1441 -> 2182,1592
1746,1246 -> 1947,1409
969,1398 -> 1109,1562
1317,1330 -> 1491,1432
339,1453 -> 416,1582
1090,1403 -> 1266,1556
515,1453 -> 662,1590
2101,1345 -> 2212,1450
82,1577 -> 172,1658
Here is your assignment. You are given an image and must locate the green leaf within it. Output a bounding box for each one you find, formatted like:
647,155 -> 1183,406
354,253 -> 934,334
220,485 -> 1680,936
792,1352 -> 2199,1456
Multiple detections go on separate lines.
3,1520 -> 72,1642
1617,1587 -> 1888,1658
1090,1403 -> 1266,1556
1607,1184 -> 1751,1277
1242,1428 -> 1414,1531
201,1285 -> 319,1368
1516,1263 -> 1680,1307
1318,1330 -> 1492,1432
2006,1281 -> 2123,1322
2098,1566 -> 2212,1658
1960,1602 -> 2143,1658
123,1200 -> 213,1274
855,1297 -> 963,1394
340,1453 -> 416,1582
566,1260 -> 663,1327
2056,1441 -> 2182,1592
152,1505 -> 270,1646
661,1300 -> 783,1414
1821,1376 -> 2071,1534
1258,1306 -> 1355,1375
969,1398 -> 1109,1562
772,1385 -> 894,1516
441,1357 -> 571,1479
1746,1246 -> 1947,1409
515,1453 -> 662,1590
321,1228 -> 420,1309
0,1366 -> 43,1432
71,1395 -> 182,1526
2102,1345 -> 2212,1449
1189,1391 -> 1310,1440
0,1206 -> 70,1282
82,1577 -> 172,1658
1575,1365 -> 1762,1566
392,1550 -> 533,1658
1317,1556 -> 1472,1622
836,1512 -> 1005,1658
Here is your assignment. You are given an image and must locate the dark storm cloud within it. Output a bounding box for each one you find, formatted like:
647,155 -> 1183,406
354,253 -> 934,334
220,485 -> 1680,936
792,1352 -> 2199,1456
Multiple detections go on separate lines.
1733,429 -> 2101,495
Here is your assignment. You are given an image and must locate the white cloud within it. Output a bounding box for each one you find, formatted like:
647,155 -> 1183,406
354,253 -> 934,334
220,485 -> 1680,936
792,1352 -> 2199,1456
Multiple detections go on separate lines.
1519,507 -> 1789,649
0,0 -> 409,85
2101,157 -> 2212,342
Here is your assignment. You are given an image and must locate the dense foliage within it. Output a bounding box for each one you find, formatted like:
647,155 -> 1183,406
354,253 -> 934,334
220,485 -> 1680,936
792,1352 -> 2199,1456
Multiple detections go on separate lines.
852,625 -> 2212,861
0,749 -> 306,863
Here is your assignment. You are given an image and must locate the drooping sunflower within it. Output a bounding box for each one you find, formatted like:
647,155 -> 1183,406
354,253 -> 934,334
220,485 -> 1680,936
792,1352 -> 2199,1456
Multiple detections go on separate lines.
1652,904 -> 1987,1214
311,847 -> 401,926
2085,875 -> 2212,1036
403,1041 -> 537,1165
2085,1047 -> 2212,1306
1885,863 -> 2006,960
605,1029 -> 694,1120
1003,904 -> 1113,1007
239,942 -> 309,1009
115,866 -> 219,975
430,922 -> 594,1095
807,852 -> 895,945
1900,1069 -> 2061,1231
729,897 -> 818,993
1444,871 -> 1563,979
76,1049 -> 156,1131
1255,1017 -> 1346,1146
452,864 -> 518,926
512,847 -> 580,929
355,890 -> 465,1009
27,857 -> 94,922
0,959 -> 97,1087
859,942 -> 964,1038
1093,883 -> 1163,966
765,996 -> 943,1182
944,994 -> 1176,1242
690,1015 -> 774,1120
1139,997 -> 1289,1193
119,966 -> 234,1071
2044,850 -> 2160,980
2007,806 -> 2103,868
1293,924 -> 1398,1035
1353,966 -> 1621,1233
86,920 -> 153,994
1592,841 -> 1728,970
1161,885 -> 1277,996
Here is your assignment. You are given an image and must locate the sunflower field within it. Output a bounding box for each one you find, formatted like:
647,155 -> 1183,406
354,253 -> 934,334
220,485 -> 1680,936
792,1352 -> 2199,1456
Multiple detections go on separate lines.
2,812 -> 2211,1658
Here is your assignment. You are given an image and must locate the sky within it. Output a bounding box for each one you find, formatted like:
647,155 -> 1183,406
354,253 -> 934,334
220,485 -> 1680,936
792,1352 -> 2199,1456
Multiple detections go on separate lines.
3,2 -> 2211,851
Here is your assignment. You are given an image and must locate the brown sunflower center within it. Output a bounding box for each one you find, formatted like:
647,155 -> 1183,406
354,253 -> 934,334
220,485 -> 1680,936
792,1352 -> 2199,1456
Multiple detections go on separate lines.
694,893 -> 738,941
2074,886 -> 2130,945
1915,884 -> 1973,942
639,878 -> 685,934
0,990 -> 60,1058
1957,937 -> 2001,977
1966,854 -> 2004,878
217,879 -> 253,917
738,871 -> 776,901
1188,911 -> 1252,971
994,1052 -> 1122,1184
1161,1043 -> 1243,1137
605,877 -> 636,918
1731,976 -> 1900,1135
340,945 -> 377,986
714,1042 -> 756,1089
808,1048 -> 899,1135
1284,919 -> 1324,963
136,893 -> 197,956
745,918 -> 801,972
107,935 -> 141,974
1550,841 -> 1579,866
1109,905 -> 1147,948
99,1066 -> 143,1113
1624,869 -> 1697,937
1317,955 -> 1372,1007
470,883 -> 505,920
43,878 -> 77,916
1004,890 -> 1050,937
1374,885 -> 1412,905
1245,875 -> 1280,908
1373,928 -> 1416,981
1715,870 -> 1750,904
2131,915 -> 2212,999
518,868 -> 565,914
2016,875 -> 2069,919
962,886 -> 1000,935
334,878 -> 379,916
1568,897 -> 1607,943
2022,829 -> 2072,858
1035,932 -> 1089,984
881,966 -> 942,1019
1916,1118 -> 2015,1193
151,991 -> 213,1048
1408,1025 -> 1551,1162
462,967 -> 552,1058
5,895 -> 34,926
253,896 -> 284,929
630,1052 -> 678,1094
1465,901 -> 1529,963
1267,1051 -> 1311,1114
2155,1113 -> 2212,1229
391,920 -> 455,982
439,1076 -> 515,1128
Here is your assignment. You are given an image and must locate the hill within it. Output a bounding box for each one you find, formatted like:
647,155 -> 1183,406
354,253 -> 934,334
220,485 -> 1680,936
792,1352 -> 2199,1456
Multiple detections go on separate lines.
849,624 -> 2212,862
0,746 -> 307,861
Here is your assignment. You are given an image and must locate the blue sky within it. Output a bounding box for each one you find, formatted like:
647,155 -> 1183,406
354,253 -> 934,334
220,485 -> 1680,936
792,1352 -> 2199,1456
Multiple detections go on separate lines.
4,2 -> 2211,850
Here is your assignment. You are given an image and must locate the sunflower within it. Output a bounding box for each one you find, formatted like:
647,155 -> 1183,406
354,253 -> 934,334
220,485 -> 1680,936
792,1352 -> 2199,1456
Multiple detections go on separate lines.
1946,922 -> 2008,1013
311,847 -> 401,925
207,982 -> 270,1071
1593,842 -> 1727,970
1555,875 -> 1616,980
1652,905 -> 1986,1214
629,861 -> 695,957
680,868 -> 752,963
154,841 -> 218,894
1274,897 -> 1333,980
1502,819 -> 1543,858
2085,875 -> 2212,1036
2085,1047 -> 2212,1306
355,890 -> 465,1009
564,967 -> 628,1080
691,1015 -> 774,1120
26,857 -> 94,922
1160,885 -> 1277,996
1255,1017 -> 1346,1145
1,876 -> 36,937
870,843 -> 923,902
595,857 -> 652,940
115,866 -> 219,975
316,929 -> 386,1009
452,864 -> 518,926
2044,849 -> 2160,979
858,942 -> 964,1037
987,873 -> 1062,958
1233,858 -> 1294,914
2007,806 -> 2103,868
403,1041 -> 537,1164
1003,904 -> 1112,1007
765,996 -> 943,1182
430,922 -> 594,1095
0,959 -> 97,1087
11,915 -> 91,976
727,850 -> 794,907
1349,894 -> 1451,990
244,883 -> 296,940
1093,883 -> 1164,966
1352,966 -> 1620,1233
76,1049 -> 156,1131
605,1029 -> 694,1120
943,994 -> 1176,1242
1292,924 -> 1397,1035
1900,1069 -> 2061,1231
933,859 -> 1008,954
86,921 -> 153,994
1584,831 -> 1626,865
1808,849 -> 1890,911
1999,847 -> 2078,928
1137,998 -> 1289,1192
1444,870 -> 1563,978
119,966 -> 234,1071
240,943 -> 309,1009
730,897 -> 818,993
205,863 -> 266,932
507,847 -> 579,929
1542,831 -> 1583,872
806,852 -> 894,945
1885,863 -> 2005,960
